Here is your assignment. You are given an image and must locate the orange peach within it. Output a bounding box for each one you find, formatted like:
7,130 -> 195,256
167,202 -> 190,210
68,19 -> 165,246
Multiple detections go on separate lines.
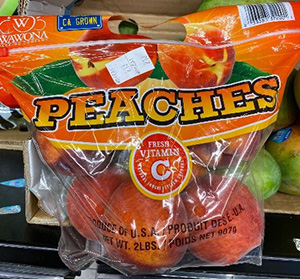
101,181 -> 188,274
181,173 -> 263,265
158,24 -> 235,88
66,165 -> 130,241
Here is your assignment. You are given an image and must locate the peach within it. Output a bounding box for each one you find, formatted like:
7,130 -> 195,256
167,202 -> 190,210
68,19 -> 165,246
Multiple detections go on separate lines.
101,181 -> 189,274
35,131 -> 114,176
188,131 -> 261,169
66,165 -> 130,241
181,173 -> 263,265
70,29 -> 157,89
158,24 -> 235,88
189,162 -> 208,184
223,132 -> 261,160
35,131 -> 74,176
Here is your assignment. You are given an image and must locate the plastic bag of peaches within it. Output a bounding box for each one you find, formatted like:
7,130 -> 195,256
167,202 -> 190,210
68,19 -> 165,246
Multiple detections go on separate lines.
1,2 -> 300,275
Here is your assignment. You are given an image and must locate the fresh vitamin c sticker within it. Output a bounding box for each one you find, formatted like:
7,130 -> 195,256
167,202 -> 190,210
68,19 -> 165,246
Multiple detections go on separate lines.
129,132 -> 191,200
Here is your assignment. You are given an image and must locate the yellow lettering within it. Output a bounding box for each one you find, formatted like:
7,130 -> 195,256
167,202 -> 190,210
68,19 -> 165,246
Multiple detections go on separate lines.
33,97 -> 70,130
69,93 -> 105,129
179,90 -> 218,124
254,76 -> 279,110
106,90 -> 144,124
143,89 -> 178,125
217,83 -> 256,116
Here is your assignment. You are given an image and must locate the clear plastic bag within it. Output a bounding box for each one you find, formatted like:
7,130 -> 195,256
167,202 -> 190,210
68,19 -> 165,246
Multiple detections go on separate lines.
0,3 -> 300,275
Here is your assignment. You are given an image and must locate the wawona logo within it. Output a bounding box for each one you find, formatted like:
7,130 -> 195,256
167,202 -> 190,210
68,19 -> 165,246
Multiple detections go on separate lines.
0,16 -> 48,46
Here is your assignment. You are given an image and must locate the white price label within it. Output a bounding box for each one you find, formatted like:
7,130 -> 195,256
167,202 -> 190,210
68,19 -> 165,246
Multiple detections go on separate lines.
106,46 -> 154,85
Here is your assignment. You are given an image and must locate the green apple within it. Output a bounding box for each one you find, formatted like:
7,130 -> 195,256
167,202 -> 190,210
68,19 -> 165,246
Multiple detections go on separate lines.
198,0 -> 278,11
274,69 -> 299,131
244,148 -> 281,200
294,68 -> 300,110
266,124 -> 300,195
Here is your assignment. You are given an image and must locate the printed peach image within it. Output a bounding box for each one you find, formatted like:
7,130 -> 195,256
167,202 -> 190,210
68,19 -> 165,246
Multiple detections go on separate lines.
181,173 -> 263,265
188,131 -> 261,169
158,24 -> 235,88
66,165 -> 130,241
69,29 -> 157,89
101,181 -> 189,274
35,131 -> 115,176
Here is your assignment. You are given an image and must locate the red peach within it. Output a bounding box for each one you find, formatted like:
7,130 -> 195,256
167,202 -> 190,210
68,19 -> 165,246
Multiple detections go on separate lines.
188,131 -> 261,169
70,30 -> 157,89
66,165 -> 130,241
101,181 -> 188,274
158,24 -> 235,88
189,162 -> 208,184
35,131 -> 74,176
223,131 -> 261,160
181,173 -> 264,265
35,131 -> 114,176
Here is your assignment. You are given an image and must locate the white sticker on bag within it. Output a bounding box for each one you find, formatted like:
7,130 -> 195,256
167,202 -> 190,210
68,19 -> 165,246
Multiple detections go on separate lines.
106,46 -> 154,85
238,2 -> 295,29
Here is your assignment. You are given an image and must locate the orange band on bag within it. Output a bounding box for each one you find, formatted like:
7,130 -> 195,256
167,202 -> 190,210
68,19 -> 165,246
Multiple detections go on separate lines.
0,3 -> 299,150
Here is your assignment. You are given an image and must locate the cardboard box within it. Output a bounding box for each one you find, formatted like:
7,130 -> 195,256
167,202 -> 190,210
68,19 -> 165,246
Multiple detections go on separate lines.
0,129 -> 29,150
265,193 -> 300,215
0,130 -> 56,225
24,139 -> 61,226
13,0 -> 300,226
19,0 -> 79,15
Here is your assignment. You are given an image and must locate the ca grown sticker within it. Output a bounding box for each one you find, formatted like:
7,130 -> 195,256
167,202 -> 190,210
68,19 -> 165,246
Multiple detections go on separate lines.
129,132 -> 192,200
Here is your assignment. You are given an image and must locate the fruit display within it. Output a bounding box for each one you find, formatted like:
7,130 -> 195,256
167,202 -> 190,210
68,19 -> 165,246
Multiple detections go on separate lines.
0,3 -> 300,275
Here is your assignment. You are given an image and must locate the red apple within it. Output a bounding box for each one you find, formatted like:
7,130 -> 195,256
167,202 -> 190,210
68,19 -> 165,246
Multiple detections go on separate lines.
158,24 -> 235,88
66,165 -> 130,241
181,173 -> 264,265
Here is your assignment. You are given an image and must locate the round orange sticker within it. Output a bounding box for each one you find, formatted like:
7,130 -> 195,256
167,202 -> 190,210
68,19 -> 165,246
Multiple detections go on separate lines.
129,132 -> 191,200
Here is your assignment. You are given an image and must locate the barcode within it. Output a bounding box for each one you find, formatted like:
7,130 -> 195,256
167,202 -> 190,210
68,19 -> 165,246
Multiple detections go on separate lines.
238,2 -> 295,28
